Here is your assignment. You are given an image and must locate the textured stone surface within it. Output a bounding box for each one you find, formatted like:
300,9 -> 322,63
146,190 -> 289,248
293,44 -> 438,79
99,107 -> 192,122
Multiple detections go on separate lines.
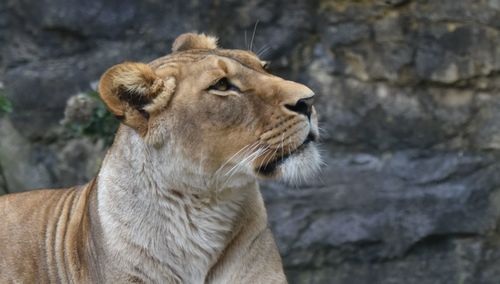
262,151 -> 500,282
2,0 -> 500,283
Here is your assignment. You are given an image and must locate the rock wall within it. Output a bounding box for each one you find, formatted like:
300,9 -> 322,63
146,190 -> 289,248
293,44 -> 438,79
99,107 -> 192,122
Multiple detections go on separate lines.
2,0 -> 500,283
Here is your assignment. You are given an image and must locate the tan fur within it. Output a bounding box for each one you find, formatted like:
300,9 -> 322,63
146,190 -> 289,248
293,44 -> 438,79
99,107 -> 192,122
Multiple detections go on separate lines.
0,33 -> 321,283
172,33 -> 218,52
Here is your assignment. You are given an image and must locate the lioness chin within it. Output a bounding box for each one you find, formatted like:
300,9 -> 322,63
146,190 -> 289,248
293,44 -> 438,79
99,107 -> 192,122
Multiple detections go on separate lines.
0,33 -> 321,283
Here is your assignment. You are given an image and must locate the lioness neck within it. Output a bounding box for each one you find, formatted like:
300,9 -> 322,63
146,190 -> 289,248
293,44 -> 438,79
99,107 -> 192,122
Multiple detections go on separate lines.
95,126 -> 260,283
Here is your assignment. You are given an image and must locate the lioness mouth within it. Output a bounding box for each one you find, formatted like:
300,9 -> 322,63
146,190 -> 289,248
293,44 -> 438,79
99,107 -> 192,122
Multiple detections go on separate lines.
257,132 -> 317,176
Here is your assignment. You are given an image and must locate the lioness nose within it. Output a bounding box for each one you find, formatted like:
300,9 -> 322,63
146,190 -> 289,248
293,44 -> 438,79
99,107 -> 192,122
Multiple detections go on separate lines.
285,95 -> 315,118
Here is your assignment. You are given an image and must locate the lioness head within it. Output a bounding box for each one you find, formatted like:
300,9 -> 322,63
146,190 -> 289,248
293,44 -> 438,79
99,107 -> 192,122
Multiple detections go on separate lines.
98,33 -> 321,185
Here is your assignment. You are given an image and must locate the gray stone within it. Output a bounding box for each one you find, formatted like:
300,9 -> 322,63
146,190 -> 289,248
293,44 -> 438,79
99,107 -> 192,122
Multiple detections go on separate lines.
375,0 -> 410,6
263,151 -> 500,283
3,41 -> 153,139
0,118 -> 52,192
323,23 -> 371,47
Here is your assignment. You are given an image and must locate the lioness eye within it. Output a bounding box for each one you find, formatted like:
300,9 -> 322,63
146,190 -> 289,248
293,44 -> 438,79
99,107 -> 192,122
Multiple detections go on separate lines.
209,78 -> 239,92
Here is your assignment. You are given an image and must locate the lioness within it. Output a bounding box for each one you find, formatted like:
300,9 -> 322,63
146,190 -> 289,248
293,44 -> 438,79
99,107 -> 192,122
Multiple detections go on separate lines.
0,33 -> 320,283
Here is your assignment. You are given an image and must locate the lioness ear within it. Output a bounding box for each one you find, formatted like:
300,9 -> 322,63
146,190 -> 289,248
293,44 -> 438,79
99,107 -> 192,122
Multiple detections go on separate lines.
172,33 -> 218,52
98,62 -> 176,137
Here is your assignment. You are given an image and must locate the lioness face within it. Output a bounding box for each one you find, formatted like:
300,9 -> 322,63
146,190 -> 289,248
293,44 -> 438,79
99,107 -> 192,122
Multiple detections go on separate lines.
99,33 -> 321,184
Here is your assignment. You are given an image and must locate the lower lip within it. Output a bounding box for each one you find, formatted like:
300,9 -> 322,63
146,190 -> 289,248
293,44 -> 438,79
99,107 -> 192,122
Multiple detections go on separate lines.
256,138 -> 313,175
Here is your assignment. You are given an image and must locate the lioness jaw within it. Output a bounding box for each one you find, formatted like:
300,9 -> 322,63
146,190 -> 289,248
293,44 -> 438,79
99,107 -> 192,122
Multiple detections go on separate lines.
0,33 -> 321,283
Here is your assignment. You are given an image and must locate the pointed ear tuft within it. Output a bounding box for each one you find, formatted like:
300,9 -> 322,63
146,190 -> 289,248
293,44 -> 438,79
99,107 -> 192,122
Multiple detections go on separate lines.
98,62 -> 176,136
172,33 -> 218,52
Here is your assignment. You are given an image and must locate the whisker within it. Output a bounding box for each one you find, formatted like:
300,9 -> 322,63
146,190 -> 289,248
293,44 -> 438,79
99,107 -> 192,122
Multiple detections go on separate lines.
224,143 -> 261,177
263,143 -> 280,170
285,135 -> 294,183
215,143 -> 254,176
249,20 -> 260,52
280,133 -> 285,163
317,126 -> 327,137
259,147 -> 274,170
221,145 -> 265,188
257,147 -> 273,171
214,142 -> 257,187
244,30 -> 248,50
257,46 -> 272,58
231,147 -> 264,178
221,147 -> 257,183
256,44 -> 269,56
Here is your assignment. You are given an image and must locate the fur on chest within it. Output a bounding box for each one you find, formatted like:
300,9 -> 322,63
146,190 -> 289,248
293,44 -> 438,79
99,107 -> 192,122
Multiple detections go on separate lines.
98,180 -> 245,283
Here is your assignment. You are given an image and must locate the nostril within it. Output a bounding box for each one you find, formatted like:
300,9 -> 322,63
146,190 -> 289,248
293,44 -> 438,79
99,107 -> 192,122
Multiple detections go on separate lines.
285,100 -> 309,116
285,96 -> 314,117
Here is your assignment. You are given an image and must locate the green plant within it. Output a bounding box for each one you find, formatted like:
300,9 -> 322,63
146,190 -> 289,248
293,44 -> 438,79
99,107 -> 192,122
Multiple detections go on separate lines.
0,95 -> 12,114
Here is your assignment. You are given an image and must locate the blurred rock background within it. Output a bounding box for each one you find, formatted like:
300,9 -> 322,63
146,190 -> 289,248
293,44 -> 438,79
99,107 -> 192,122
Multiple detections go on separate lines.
2,0 -> 500,283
